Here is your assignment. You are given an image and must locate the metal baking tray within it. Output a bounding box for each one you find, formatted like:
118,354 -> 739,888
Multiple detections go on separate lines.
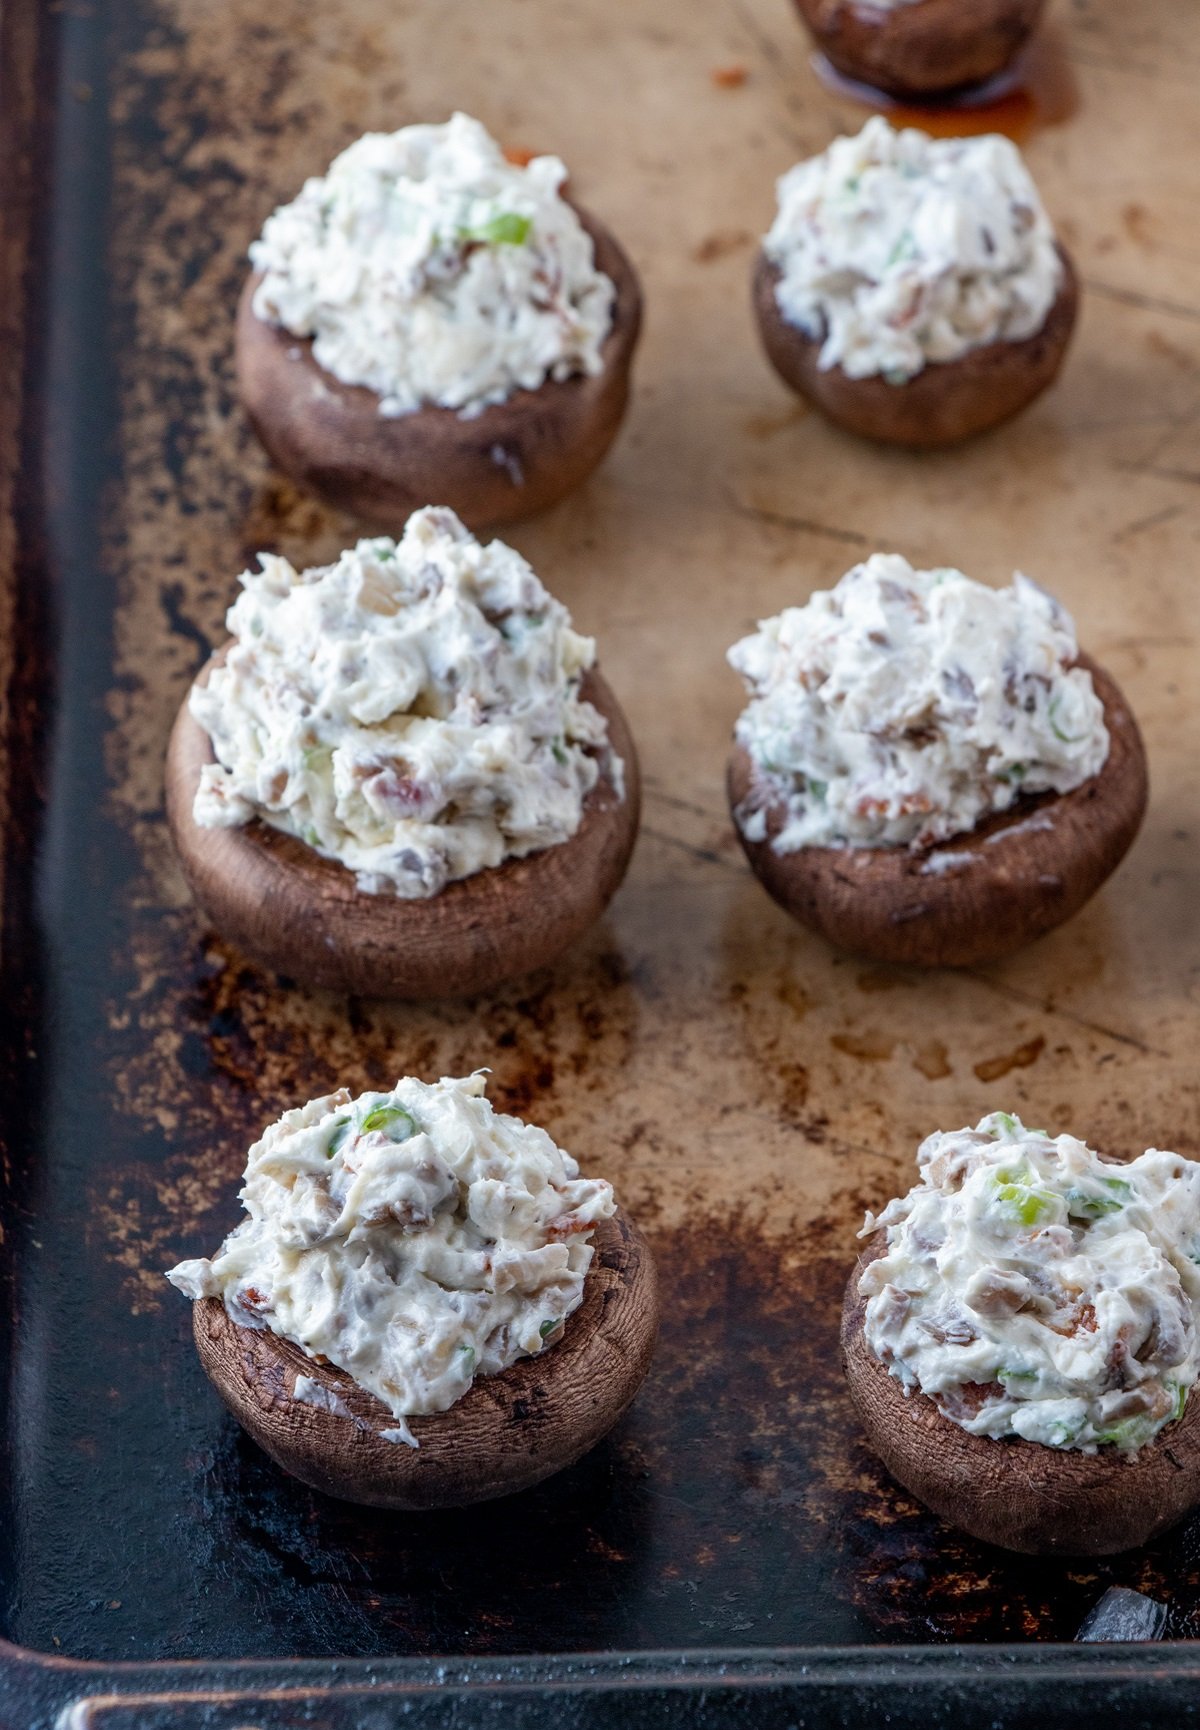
3,0 -> 1199,1722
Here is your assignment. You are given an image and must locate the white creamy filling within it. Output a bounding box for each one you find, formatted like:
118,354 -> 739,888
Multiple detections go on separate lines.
167,1073 -> 616,1442
190,506 -> 622,898
763,116 -> 1062,381
250,111 -> 615,417
860,1115 -> 1200,1453
727,553 -> 1108,852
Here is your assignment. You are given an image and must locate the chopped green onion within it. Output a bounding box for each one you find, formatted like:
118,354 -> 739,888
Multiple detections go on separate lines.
1065,1178 -> 1130,1220
998,1367 -> 1038,1385
991,1161 -> 1056,1226
1049,1418 -> 1083,1446
360,1102 -> 418,1142
1096,1412 -> 1160,1451
551,738 -> 568,766
806,777 -> 828,802
459,1343 -> 476,1371
327,1115 -> 353,1159
1048,694 -> 1089,745
989,1113 -> 1020,1137
885,229 -> 916,266
998,762 -> 1027,783
463,211 -> 532,246
539,1318 -> 562,1340
997,1183 -> 1054,1226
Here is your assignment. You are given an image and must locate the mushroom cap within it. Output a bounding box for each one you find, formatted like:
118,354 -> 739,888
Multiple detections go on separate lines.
752,243 -> 1078,447
193,1208 -> 660,1510
794,0 -> 1047,98
236,207 -> 643,532
165,662 -> 641,998
726,655 -> 1147,967
842,1233 -> 1200,1555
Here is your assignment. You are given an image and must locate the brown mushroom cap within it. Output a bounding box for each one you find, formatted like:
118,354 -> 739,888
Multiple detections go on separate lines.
794,0 -> 1047,99
726,655 -> 1147,968
843,1233 -> 1200,1554
192,1208 -> 659,1510
752,244 -> 1078,447
165,660 -> 640,998
236,207 -> 643,533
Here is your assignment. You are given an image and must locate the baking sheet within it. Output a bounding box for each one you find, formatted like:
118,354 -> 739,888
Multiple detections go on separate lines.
2,0 -> 1200,1720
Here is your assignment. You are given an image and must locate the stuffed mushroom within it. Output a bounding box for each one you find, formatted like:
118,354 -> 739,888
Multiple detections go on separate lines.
753,118 -> 1077,446
237,113 -> 642,528
168,1072 -> 659,1508
726,554 -> 1147,966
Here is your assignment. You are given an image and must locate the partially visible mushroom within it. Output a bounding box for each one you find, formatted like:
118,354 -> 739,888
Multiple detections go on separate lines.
843,1232 -> 1200,1555
194,1208 -> 659,1509
794,0 -> 1047,99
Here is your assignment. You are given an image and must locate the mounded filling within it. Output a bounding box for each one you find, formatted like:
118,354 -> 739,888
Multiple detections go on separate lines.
727,553 -> 1108,853
167,1072 -> 616,1447
249,111 -> 615,417
860,1113 -> 1200,1453
763,117 -> 1063,383
190,505 -> 622,897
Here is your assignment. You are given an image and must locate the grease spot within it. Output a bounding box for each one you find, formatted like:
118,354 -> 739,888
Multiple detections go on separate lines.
693,228 -> 752,264
831,1031 -> 896,1063
974,1034 -> 1046,1084
912,1040 -> 952,1081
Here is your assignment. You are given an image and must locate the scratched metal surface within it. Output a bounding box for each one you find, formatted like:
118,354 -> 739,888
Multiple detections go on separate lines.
2,0 -> 1200,1681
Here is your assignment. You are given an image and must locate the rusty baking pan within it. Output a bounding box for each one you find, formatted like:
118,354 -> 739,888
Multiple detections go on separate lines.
3,0 -> 1199,1722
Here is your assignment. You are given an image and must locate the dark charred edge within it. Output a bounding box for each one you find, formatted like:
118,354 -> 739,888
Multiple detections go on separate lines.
0,0 -> 59,1637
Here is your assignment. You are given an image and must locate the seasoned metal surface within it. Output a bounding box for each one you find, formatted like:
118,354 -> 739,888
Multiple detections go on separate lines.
3,0 -> 1200,1703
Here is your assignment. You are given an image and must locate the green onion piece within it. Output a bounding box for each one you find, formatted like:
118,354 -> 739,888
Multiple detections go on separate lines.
885,229 -> 916,266
997,1183 -> 1054,1226
806,777 -> 828,802
1049,1418 -> 1083,1446
1066,1179 -> 1130,1219
551,738 -> 568,766
1048,694 -> 1090,745
360,1102 -> 418,1142
539,1318 -> 562,1340
991,1163 -> 1055,1226
327,1115 -> 353,1159
1096,1412 -> 1161,1451
464,211 -> 532,246
998,1367 -> 1037,1385
459,1343 -> 476,1371
989,1113 -> 1020,1137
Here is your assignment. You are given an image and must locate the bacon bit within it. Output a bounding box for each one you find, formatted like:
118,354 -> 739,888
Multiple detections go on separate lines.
547,1212 -> 591,1241
366,767 -> 426,812
938,1379 -> 1000,1419
711,63 -> 747,88
504,146 -> 537,167
240,1285 -> 271,1314
1075,1302 -> 1098,1334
